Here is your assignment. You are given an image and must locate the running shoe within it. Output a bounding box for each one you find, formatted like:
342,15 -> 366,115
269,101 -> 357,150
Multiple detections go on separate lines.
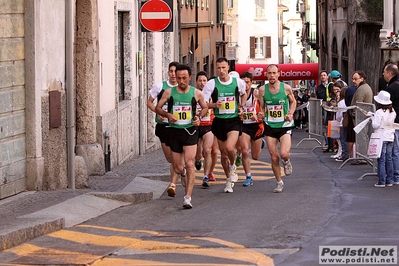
243,176 -> 253,187
183,196 -> 193,209
235,156 -> 242,167
208,172 -> 216,181
374,183 -> 385,188
167,183 -> 176,197
229,165 -> 238,182
224,180 -> 234,193
282,159 -> 292,176
273,180 -> 284,193
202,176 -> 209,187
195,160 -> 202,171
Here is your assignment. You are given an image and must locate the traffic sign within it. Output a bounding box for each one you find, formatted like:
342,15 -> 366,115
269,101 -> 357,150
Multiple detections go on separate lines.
140,0 -> 173,32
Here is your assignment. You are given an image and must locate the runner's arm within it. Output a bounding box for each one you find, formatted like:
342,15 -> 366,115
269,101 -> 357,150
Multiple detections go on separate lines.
257,85 -> 266,120
155,88 -> 175,123
147,82 -> 163,112
285,84 -> 297,121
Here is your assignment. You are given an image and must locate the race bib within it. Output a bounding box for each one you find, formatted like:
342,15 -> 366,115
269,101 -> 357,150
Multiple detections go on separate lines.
173,105 -> 192,125
197,104 -> 211,122
219,96 -> 236,114
243,106 -> 256,124
267,105 -> 284,122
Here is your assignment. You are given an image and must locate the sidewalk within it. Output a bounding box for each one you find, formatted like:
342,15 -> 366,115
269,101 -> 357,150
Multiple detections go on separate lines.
0,147 -> 172,251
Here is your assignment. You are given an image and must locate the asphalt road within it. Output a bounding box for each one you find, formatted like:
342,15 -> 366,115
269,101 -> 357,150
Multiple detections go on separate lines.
1,129 -> 398,265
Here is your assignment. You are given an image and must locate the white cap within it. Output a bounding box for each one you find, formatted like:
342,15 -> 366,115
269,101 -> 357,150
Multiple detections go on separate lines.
374,90 -> 392,105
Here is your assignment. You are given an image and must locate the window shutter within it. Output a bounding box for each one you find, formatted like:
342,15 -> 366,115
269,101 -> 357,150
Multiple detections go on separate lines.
250,36 -> 255,59
265,36 -> 271,58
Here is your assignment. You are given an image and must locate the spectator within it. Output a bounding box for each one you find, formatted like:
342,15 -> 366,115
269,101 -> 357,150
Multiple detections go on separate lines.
381,63 -> 399,184
348,70 -> 373,164
372,91 -> 396,187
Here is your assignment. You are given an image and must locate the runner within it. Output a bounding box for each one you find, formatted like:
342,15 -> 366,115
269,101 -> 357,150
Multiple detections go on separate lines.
147,61 -> 180,197
239,72 -> 265,187
193,71 -> 217,187
258,64 -> 296,193
155,64 -> 208,208
202,57 -> 247,193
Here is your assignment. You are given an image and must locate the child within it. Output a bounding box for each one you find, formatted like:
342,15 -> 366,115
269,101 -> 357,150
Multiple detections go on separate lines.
329,81 -> 345,158
372,91 -> 396,187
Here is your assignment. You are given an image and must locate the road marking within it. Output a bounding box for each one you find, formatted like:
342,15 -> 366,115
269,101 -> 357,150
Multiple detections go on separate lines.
3,227 -> 276,265
194,156 -> 285,185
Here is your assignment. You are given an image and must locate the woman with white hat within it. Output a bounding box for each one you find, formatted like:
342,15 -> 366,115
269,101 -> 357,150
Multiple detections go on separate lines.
372,90 -> 396,187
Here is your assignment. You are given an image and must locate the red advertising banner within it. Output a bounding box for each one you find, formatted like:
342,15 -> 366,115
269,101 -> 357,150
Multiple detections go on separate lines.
235,63 -> 319,81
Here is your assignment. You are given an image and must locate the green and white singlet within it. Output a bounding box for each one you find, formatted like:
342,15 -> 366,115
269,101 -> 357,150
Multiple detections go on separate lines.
169,86 -> 196,129
264,82 -> 293,128
213,77 -> 239,119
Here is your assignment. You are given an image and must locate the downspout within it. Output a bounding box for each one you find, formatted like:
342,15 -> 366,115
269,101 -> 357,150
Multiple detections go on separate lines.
178,0 -> 182,61
195,2 -> 198,50
66,0 -> 75,189
394,0 -> 396,33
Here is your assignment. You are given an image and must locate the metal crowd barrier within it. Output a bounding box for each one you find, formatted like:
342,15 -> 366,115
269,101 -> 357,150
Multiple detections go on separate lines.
338,102 -> 377,180
296,98 -> 323,150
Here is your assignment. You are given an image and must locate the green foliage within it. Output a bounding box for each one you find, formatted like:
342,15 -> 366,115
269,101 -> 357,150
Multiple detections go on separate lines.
360,0 -> 383,21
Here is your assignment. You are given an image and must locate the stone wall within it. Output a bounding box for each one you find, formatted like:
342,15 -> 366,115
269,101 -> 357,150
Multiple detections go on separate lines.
0,0 -> 26,198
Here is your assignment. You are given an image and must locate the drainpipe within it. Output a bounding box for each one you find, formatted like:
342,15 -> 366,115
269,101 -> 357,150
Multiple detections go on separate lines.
66,0 -> 75,189
394,0 -> 396,33
178,0 -> 182,61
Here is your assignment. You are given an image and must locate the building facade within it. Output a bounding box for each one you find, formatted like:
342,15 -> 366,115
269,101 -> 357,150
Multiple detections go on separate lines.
225,0 -> 280,65
0,0 -> 178,198
316,0 -> 383,90
179,0 -> 227,80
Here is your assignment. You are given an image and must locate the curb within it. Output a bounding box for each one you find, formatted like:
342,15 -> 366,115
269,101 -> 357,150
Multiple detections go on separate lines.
0,218 -> 64,251
0,176 -> 170,252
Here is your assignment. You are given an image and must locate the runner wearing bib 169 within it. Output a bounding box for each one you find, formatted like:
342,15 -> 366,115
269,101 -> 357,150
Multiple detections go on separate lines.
258,64 -> 296,193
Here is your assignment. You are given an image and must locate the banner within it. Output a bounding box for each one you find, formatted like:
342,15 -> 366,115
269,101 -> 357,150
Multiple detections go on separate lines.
235,63 -> 319,81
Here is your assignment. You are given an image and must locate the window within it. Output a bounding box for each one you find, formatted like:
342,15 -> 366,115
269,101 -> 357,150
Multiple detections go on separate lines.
227,24 -> 233,46
203,56 -> 209,76
255,0 -> 265,18
118,13 -> 125,101
250,36 -> 271,59
227,0 -> 233,9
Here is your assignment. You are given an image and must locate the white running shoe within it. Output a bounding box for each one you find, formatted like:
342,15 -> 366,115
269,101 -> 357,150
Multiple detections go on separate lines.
224,180 -> 234,193
229,165 -> 238,182
183,195 -> 192,209
282,159 -> 292,176
273,180 -> 284,193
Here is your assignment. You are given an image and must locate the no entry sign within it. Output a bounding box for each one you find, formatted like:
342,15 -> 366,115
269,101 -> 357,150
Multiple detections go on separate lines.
140,0 -> 173,32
